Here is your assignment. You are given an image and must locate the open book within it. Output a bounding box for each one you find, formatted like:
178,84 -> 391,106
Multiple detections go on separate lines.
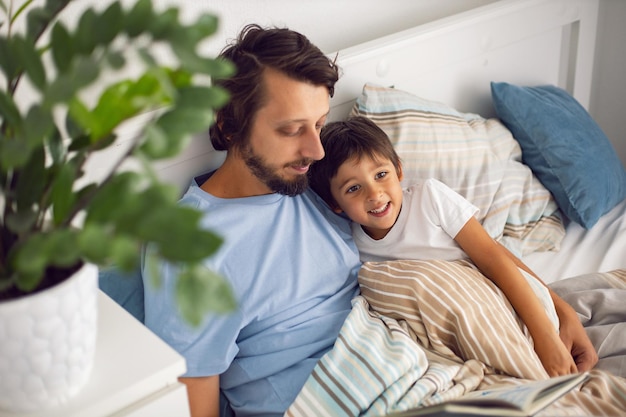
390,372 -> 589,417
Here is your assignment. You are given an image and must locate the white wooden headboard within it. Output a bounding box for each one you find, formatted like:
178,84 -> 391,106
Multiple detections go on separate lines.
328,0 -> 599,121
90,0 -> 599,191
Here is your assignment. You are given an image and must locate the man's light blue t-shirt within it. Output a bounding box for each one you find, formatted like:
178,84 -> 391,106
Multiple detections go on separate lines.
144,179 -> 361,416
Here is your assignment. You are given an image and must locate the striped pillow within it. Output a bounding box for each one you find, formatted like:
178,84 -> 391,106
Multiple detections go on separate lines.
358,259 -> 548,380
350,83 -> 564,256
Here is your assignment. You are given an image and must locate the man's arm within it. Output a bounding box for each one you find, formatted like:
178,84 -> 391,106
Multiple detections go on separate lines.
180,375 -> 220,417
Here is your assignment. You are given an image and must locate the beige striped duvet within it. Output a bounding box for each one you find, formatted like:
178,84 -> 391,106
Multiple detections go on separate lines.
286,260 -> 626,416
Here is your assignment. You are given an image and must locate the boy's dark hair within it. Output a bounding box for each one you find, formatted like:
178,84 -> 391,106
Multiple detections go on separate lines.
309,116 -> 402,208
210,24 -> 339,151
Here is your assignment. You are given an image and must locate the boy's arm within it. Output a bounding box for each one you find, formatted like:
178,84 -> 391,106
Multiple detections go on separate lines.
492,236 -> 598,372
454,217 -> 578,376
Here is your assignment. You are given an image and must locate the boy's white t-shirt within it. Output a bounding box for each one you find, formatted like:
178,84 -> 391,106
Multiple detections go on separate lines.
352,178 -> 559,330
352,178 -> 478,263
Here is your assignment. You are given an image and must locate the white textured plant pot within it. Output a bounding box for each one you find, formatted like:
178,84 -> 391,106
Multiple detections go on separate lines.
0,263 -> 98,413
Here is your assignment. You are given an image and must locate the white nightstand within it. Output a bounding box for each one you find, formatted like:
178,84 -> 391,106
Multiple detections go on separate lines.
0,291 -> 190,417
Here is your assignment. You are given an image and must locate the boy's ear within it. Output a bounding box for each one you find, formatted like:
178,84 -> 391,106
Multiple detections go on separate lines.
397,162 -> 404,181
332,206 -> 344,214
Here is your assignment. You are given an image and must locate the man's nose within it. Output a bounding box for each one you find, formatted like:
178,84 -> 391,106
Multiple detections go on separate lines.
301,128 -> 325,161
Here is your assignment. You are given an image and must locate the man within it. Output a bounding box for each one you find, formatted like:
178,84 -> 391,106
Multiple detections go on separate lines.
143,24 -> 361,416
143,24 -> 597,417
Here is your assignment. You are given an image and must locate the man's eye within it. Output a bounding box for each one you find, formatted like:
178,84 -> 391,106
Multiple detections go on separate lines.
281,130 -> 300,137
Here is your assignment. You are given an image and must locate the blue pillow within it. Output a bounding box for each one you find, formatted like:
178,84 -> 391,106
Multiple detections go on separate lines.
491,82 -> 626,229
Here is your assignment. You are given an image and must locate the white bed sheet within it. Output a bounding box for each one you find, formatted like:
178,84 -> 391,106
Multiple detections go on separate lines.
522,199 -> 626,283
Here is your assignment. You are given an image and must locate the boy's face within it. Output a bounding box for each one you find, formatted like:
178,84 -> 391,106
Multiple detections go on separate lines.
330,154 -> 404,240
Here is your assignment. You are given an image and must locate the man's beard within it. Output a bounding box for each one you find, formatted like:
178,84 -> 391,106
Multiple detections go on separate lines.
241,143 -> 312,196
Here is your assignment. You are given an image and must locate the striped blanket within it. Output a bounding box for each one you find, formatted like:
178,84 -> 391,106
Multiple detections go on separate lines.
286,261 -> 626,416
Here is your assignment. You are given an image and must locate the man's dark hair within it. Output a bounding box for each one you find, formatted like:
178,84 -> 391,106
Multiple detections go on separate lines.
309,116 -> 402,208
210,24 -> 339,151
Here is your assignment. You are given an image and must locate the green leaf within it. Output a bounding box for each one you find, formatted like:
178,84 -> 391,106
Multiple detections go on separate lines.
141,107 -> 214,159
47,125 -> 66,164
0,36 -> 19,82
148,7 -> 179,40
0,89 -> 22,129
0,135 -> 31,169
5,209 -> 38,234
14,34 -> 46,90
50,22 -> 73,73
85,172 -> 141,224
136,204 -> 223,262
166,68 -> 192,89
77,224 -> 111,264
105,50 -> 126,69
140,123 -> 168,159
11,234 -> 48,289
45,229 -> 80,267
15,145 -> 46,209
50,163 -> 76,225
67,134 -> 91,152
67,97 -> 96,137
45,56 -> 100,104
175,264 -> 236,326
92,133 -> 117,151
177,85 -> 230,110
74,7 -> 97,55
173,46 -> 235,78
186,13 -> 219,42
124,0 -> 153,38
25,6 -> 50,42
94,2 -> 123,46
65,110 -> 86,138
85,72 -> 173,140
12,228 -> 81,290
25,0 -> 71,42
23,104 -> 54,148
109,235 -> 140,271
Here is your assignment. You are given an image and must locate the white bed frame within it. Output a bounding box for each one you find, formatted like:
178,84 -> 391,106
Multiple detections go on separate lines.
329,0 -> 598,121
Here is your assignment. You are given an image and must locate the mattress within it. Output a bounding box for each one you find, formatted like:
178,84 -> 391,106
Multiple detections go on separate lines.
522,199 -> 626,283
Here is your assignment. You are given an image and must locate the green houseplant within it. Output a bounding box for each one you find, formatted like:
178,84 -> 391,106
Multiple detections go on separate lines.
0,0 -> 235,412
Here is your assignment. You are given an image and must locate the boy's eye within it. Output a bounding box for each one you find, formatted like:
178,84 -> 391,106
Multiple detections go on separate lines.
346,185 -> 360,194
375,171 -> 388,180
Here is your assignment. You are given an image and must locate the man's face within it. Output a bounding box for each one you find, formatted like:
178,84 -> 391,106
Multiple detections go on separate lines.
241,69 -> 330,196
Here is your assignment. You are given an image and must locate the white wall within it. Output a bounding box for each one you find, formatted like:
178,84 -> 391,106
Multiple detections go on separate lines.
591,0 -> 626,166
186,0 -> 497,55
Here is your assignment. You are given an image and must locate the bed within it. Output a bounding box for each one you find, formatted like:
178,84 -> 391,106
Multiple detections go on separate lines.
99,0 -> 626,415
281,0 -> 626,415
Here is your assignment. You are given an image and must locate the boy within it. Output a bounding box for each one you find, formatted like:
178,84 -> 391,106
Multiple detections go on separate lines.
308,116 -> 578,378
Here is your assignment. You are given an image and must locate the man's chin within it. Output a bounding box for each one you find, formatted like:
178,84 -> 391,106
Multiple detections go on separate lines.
268,176 -> 309,196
